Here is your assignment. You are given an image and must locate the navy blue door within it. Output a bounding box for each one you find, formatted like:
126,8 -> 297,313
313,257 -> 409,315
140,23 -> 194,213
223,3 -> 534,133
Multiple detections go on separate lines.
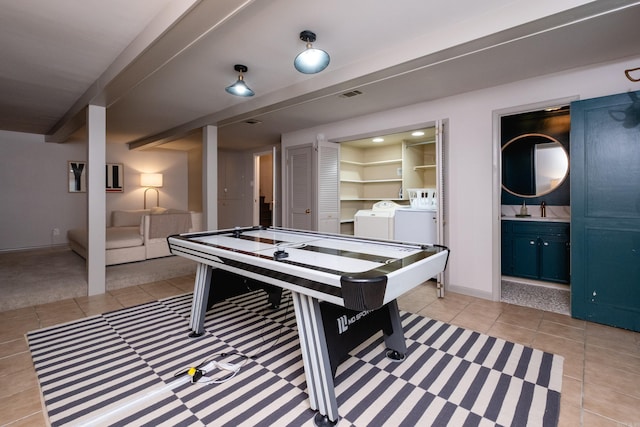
571,91 -> 640,331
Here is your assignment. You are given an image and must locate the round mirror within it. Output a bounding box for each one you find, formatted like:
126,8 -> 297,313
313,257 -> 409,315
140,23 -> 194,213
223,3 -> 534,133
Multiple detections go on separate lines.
502,133 -> 569,198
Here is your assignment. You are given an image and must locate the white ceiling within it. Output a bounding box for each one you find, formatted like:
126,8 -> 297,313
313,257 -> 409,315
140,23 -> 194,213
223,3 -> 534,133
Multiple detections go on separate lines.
1,0 -> 640,151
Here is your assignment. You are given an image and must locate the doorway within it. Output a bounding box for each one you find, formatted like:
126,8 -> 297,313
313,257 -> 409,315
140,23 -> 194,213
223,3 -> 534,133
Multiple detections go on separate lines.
337,127 -> 440,238
253,150 -> 275,227
497,102 -> 572,314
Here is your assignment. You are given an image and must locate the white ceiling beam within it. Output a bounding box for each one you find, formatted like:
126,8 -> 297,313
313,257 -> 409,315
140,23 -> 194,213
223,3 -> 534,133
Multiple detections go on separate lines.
46,0 -> 254,143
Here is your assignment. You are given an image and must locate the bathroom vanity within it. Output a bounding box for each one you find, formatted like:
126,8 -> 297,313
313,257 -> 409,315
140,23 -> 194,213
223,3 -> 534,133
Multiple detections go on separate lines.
501,217 -> 570,284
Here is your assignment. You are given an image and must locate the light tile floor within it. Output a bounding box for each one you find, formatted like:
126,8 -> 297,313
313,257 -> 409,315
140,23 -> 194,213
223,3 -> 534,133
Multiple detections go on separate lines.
1,277 -> 639,426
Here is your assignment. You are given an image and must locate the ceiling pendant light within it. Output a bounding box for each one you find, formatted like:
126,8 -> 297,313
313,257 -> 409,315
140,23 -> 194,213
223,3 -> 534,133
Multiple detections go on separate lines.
225,64 -> 254,97
294,30 -> 330,74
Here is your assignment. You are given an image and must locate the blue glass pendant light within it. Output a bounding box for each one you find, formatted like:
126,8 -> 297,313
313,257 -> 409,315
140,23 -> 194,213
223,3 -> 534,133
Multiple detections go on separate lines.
225,64 -> 254,97
294,30 -> 330,74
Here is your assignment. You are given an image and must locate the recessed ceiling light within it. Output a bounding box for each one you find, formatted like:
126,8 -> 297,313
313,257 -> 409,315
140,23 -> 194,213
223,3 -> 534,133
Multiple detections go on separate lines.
372,137 -> 384,143
411,131 -> 425,137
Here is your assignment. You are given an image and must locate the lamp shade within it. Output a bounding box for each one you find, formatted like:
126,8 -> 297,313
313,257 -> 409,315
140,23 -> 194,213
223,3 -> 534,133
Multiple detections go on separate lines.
225,78 -> 254,97
294,30 -> 330,74
294,47 -> 330,74
140,173 -> 163,187
225,64 -> 254,97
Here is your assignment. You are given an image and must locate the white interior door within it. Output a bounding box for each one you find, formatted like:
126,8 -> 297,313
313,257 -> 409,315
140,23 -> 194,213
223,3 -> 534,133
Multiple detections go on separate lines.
271,146 -> 280,227
287,144 -> 313,230
317,141 -> 339,233
435,119 -> 447,296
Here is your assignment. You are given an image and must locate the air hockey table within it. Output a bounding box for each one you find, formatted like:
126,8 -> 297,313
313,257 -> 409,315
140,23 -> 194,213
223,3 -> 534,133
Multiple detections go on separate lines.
168,226 -> 449,426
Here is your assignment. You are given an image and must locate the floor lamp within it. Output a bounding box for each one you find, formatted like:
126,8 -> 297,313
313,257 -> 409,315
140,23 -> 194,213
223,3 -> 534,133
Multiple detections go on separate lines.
141,173 -> 163,209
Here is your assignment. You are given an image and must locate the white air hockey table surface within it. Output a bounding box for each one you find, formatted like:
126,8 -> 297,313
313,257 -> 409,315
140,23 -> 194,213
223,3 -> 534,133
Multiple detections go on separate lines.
168,226 -> 449,425
169,226 -> 448,310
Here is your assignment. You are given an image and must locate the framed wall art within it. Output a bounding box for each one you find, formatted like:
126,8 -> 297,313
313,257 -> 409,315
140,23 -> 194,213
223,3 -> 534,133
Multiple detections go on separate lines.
106,163 -> 124,193
68,161 -> 86,193
68,162 -> 125,193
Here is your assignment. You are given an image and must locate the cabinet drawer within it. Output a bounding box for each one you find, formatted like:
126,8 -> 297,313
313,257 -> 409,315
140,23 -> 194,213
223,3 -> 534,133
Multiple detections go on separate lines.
511,221 -> 569,237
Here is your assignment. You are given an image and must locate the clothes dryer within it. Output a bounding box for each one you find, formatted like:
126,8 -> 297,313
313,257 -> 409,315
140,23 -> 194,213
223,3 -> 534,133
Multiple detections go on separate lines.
354,200 -> 402,240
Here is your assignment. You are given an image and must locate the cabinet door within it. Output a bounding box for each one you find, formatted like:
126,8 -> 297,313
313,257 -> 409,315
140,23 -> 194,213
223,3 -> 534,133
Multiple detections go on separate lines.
512,235 -> 539,279
539,236 -> 570,283
501,222 -> 514,275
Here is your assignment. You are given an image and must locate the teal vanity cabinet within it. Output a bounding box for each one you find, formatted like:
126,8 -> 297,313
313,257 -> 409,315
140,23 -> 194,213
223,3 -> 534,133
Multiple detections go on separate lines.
502,220 -> 570,284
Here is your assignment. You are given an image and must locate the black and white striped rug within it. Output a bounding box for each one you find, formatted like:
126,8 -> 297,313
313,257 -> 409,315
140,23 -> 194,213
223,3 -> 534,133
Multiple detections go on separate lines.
27,291 -> 563,426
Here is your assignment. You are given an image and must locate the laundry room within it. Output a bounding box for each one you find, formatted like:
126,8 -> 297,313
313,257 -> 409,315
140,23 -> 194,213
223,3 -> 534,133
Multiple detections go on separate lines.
338,126 -> 441,246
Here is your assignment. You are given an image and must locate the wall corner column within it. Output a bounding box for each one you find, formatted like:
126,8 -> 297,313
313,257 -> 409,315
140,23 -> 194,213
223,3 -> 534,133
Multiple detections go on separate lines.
87,105 -> 106,296
203,125 -> 218,230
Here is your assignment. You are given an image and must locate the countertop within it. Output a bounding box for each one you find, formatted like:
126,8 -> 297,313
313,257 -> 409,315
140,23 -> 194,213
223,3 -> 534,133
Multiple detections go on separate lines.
501,216 -> 570,223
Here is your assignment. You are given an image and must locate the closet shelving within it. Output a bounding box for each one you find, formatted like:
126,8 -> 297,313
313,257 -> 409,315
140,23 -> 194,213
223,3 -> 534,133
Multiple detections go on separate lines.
340,159 -> 403,187
338,128 -> 438,235
402,138 -> 437,191
339,143 -> 405,234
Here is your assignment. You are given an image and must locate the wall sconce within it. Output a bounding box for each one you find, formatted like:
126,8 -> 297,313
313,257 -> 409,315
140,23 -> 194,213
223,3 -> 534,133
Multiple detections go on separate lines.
140,173 -> 163,209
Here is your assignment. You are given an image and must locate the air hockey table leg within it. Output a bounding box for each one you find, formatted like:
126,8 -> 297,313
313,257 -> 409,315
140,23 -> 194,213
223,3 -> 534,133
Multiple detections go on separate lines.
436,271 -> 445,298
188,263 -> 213,337
291,292 -> 340,426
382,299 -> 408,361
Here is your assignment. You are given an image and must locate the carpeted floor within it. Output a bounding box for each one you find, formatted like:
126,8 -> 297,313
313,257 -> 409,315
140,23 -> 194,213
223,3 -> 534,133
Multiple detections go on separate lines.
27,290 -> 564,426
0,247 -> 197,312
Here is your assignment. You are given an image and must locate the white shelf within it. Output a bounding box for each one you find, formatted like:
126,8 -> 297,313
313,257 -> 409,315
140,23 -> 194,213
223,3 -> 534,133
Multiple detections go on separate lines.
340,178 -> 402,184
405,139 -> 436,148
413,164 -> 436,170
340,159 -> 402,166
340,197 -> 406,201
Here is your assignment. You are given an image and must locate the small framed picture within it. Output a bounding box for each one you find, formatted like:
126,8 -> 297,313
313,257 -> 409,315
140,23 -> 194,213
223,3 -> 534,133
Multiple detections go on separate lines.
106,163 -> 124,193
68,161 -> 86,193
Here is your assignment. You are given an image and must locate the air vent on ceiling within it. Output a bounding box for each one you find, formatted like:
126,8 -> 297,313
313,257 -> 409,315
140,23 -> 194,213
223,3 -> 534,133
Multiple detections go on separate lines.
244,119 -> 262,125
339,90 -> 363,98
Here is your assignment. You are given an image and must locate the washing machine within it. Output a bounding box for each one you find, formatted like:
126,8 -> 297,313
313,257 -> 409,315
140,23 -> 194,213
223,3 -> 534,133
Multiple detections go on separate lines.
394,208 -> 437,244
354,200 -> 402,240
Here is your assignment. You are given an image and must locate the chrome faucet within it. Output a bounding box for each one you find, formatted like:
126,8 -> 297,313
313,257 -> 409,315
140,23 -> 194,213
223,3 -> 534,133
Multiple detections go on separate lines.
541,201 -> 546,217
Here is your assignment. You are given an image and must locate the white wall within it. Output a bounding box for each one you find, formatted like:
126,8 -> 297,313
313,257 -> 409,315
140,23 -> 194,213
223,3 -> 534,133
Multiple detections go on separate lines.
282,55 -> 640,300
0,131 -> 86,251
0,132 -> 190,251
105,143 -> 189,220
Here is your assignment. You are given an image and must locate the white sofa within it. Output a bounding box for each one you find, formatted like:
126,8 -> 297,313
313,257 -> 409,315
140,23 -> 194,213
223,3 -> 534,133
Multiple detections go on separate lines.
68,208 -> 202,265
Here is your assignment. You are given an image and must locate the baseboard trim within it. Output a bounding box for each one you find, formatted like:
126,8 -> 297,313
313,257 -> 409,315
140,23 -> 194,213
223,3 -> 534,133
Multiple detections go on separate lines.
0,244 -> 69,254
446,284 -> 493,301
